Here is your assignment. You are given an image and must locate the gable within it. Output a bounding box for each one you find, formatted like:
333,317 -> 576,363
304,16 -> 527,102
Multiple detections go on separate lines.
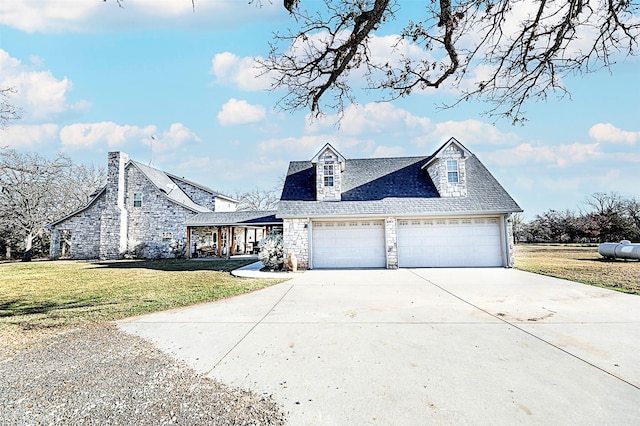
130,162 -> 210,213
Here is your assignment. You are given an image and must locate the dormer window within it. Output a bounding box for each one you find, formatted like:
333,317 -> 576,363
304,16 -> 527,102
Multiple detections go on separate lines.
323,164 -> 334,186
447,160 -> 459,183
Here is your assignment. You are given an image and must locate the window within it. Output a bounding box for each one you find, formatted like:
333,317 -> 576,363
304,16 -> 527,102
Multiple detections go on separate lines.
446,160 -> 459,183
323,164 -> 334,186
133,193 -> 143,208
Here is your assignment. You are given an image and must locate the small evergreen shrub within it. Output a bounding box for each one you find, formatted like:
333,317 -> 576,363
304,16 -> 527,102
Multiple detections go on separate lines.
258,232 -> 285,270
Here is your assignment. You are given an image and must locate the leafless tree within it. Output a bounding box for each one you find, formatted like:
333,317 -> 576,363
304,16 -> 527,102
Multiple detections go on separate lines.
235,187 -> 280,211
254,0 -> 639,123
0,87 -> 22,130
0,149 -> 105,260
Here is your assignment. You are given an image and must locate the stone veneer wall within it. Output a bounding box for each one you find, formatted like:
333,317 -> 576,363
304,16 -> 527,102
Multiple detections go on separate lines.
125,165 -> 198,258
385,217 -> 398,269
171,179 -> 218,211
50,194 -> 106,259
283,218 -> 309,270
505,214 -> 515,267
100,152 -> 129,259
426,145 -> 467,198
315,149 -> 342,201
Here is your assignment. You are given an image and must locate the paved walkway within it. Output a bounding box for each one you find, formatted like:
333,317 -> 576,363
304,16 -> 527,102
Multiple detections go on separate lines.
231,260 -> 300,279
119,268 -> 640,425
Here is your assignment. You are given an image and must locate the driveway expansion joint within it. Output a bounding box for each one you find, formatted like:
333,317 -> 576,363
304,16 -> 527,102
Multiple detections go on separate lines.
205,284 -> 295,374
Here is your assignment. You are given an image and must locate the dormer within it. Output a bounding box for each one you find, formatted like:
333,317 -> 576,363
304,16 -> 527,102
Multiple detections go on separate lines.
311,143 -> 346,201
422,137 -> 471,197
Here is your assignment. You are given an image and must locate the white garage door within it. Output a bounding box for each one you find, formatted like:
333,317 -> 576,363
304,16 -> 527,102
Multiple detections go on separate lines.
312,220 -> 386,268
398,218 -> 503,267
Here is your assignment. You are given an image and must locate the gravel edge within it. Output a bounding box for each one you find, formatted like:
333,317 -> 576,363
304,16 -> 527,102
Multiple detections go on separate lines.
0,325 -> 287,425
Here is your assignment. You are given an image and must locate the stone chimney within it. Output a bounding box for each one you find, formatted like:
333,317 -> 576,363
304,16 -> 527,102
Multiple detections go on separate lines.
99,151 -> 129,259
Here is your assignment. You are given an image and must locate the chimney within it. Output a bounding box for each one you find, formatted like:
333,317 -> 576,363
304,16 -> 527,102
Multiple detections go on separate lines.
100,152 -> 129,259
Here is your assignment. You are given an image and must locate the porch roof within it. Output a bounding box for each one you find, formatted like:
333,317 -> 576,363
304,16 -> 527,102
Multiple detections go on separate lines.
185,210 -> 282,227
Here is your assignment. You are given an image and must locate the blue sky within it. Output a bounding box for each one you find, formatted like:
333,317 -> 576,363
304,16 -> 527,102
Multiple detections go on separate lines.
1,1 -> 639,219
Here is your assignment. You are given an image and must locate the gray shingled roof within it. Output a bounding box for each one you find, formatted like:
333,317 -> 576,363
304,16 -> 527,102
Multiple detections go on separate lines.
185,211 -> 281,226
132,162 -> 211,213
277,155 -> 522,218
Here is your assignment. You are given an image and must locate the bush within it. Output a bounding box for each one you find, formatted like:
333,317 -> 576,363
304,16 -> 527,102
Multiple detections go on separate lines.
258,232 -> 285,271
123,242 -> 147,259
169,239 -> 187,259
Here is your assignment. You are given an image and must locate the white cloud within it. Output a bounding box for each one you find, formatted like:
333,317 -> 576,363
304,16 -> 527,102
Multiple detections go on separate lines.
60,121 -> 156,149
0,1 -> 281,33
0,123 -> 59,148
217,99 -> 267,126
589,123 -> 640,145
371,145 -> 405,158
488,142 -> 603,167
425,119 -> 520,147
210,52 -> 272,91
59,121 -> 200,152
0,49 -> 89,121
151,123 -> 202,151
311,102 -> 431,136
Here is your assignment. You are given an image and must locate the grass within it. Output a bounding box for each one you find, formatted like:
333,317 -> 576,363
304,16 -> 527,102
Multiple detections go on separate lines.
515,244 -> 640,295
0,259 -> 287,357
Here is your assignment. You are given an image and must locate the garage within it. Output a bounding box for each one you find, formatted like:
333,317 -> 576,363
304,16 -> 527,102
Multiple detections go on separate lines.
397,218 -> 504,267
312,220 -> 386,268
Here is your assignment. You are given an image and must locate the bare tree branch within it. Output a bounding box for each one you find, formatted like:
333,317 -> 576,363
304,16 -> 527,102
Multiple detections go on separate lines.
257,0 -> 639,123
0,87 -> 22,130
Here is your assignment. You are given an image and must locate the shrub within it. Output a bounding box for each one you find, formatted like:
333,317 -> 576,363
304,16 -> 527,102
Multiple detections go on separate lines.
169,239 -> 187,259
258,232 -> 285,271
123,242 -> 147,259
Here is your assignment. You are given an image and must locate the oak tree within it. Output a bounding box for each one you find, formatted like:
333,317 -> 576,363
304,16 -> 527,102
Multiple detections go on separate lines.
256,0 -> 639,123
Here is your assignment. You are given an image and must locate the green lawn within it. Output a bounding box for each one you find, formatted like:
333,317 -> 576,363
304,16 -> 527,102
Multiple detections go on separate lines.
0,259 -> 286,355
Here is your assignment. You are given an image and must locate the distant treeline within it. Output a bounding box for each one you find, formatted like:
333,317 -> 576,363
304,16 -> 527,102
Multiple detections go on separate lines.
515,192 -> 640,244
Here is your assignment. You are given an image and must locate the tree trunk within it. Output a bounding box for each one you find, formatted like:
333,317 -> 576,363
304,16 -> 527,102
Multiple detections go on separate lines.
22,233 -> 33,261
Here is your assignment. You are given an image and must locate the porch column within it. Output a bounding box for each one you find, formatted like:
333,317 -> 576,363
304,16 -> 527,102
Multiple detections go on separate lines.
230,226 -> 236,257
186,226 -> 191,259
217,226 -> 222,257
243,228 -> 248,254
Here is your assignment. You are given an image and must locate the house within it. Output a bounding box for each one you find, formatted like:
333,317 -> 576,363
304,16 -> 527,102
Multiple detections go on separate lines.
49,152 -> 240,260
51,138 -> 522,267
278,138 -> 522,269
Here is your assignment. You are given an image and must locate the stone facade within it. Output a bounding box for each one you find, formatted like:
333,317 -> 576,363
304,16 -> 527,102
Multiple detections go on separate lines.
49,151 -> 236,260
99,152 -> 129,259
49,194 -> 105,259
384,217 -> 398,269
426,144 -> 468,198
315,148 -> 342,202
173,179 -> 237,212
125,165 -> 198,259
283,218 -> 309,270
505,213 -> 515,267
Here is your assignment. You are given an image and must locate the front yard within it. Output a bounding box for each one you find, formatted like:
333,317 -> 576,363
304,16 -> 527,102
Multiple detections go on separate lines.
515,244 -> 640,295
0,259 -> 286,358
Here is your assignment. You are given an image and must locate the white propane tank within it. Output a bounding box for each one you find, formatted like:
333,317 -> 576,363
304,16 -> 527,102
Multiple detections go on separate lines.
598,240 -> 640,260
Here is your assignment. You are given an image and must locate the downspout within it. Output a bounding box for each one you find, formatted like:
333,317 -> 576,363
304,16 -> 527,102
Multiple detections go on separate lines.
307,218 -> 313,270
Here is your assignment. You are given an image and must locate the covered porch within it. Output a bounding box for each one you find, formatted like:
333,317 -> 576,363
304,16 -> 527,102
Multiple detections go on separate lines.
185,211 -> 282,259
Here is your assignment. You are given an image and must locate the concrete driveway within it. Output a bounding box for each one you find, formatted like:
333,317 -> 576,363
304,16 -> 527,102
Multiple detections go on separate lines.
118,268 -> 640,425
